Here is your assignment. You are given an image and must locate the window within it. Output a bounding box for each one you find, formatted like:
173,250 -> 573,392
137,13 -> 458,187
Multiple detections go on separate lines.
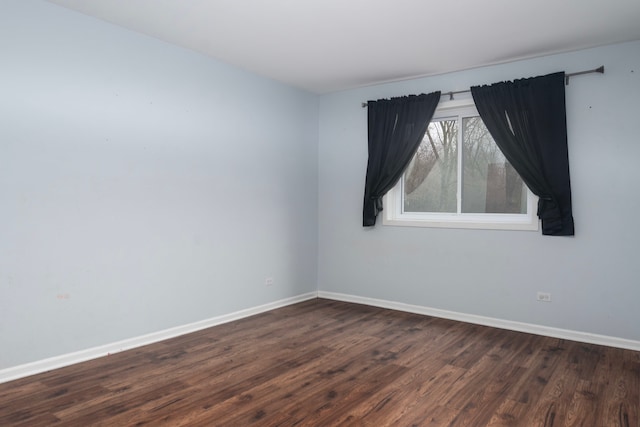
383,100 -> 538,230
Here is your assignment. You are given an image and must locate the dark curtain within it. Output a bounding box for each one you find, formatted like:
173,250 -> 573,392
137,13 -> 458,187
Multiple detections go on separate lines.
363,92 -> 441,226
471,72 -> 574,236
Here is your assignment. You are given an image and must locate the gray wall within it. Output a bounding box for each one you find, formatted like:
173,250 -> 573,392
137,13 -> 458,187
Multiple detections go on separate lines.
0,0 -> 318,369
318,41 -> 640,342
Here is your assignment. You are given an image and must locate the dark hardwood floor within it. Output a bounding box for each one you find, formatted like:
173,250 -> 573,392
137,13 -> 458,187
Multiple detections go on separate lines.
0,298 -> 638,426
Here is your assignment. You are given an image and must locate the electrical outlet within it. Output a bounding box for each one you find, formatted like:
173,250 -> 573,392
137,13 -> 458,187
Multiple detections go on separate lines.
265,277 -> 274,286
536,292 -> 552,302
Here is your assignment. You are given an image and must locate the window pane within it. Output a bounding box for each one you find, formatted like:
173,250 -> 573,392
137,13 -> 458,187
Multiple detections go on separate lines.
403,119 -> 458,213
461,117 -> 525,214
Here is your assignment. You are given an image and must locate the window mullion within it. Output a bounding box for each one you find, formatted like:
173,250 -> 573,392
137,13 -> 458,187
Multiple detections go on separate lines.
456,115 -> 463,214
399,176 -> 405,215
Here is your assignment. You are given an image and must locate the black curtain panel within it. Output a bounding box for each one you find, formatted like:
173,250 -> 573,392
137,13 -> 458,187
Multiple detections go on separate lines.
363,92 -> 440,226
471,72 -> 574,236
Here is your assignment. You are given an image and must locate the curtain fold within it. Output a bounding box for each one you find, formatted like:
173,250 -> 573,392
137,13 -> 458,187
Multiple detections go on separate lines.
471,72 -> 574,235
363,92 -> 440,226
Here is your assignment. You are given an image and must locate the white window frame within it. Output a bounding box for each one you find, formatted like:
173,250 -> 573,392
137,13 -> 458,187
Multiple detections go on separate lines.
382,98 -> 539,231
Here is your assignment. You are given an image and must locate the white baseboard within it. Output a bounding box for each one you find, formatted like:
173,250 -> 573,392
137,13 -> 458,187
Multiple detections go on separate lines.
318,291 -> 640,352
4,290 -> 638,384
0,292 -> 317,384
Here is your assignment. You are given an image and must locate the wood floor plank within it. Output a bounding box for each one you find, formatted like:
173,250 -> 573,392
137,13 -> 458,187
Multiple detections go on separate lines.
486,398 -> 530,426
597,347 -> 640,427
0,298 -> 638,426
325,361 -> 450,425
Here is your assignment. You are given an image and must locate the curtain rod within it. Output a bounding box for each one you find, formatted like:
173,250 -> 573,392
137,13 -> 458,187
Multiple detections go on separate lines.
361,65 -> 604,108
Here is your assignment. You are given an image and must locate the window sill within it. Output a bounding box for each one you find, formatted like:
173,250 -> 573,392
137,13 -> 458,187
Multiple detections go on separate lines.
382,215 -> 540,231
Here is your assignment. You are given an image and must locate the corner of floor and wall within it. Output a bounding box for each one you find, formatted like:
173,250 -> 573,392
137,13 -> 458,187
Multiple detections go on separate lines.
2,0 -> 639,384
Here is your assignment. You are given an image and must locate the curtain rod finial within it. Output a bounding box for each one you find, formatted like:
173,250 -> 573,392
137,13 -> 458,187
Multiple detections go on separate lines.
565,65 -> 605,85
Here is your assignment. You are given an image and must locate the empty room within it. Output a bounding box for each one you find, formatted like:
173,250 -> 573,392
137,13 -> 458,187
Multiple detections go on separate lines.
1,0 -> 640,425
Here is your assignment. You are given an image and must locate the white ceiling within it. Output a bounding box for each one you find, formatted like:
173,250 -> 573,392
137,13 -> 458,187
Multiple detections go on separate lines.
47,0 -> 640,93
